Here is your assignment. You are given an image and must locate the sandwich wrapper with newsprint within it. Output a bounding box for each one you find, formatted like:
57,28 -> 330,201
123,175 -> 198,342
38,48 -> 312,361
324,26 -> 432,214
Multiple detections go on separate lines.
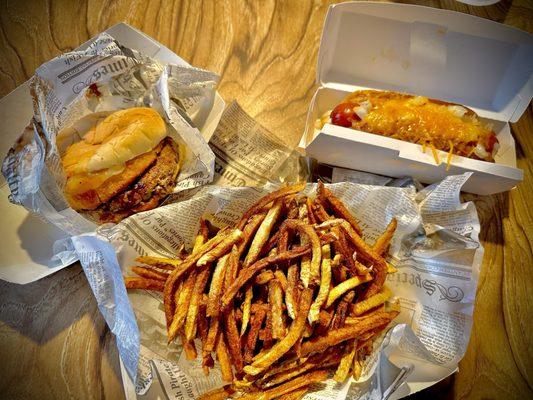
0,3 -> 530,400
300,2 -> 532,195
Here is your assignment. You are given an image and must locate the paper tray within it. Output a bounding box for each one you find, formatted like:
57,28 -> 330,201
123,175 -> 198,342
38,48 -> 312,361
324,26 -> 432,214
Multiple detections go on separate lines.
0,23 -> 225,284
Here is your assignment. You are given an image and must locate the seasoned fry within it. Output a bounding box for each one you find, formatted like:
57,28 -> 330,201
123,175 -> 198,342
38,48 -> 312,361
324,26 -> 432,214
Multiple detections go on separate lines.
237,183 -> 306,230
387,263 -> 398,274
197,385 -> 236,400
318,180 -> 362,236
280,387 -> 309,400
373,218 -> 397,256
333,341 -> 357,382
254,270 -> 275,285
181,333 -> 197,360
168,270 -> 197,342
326,274 -> 372,308
244,288 -> 313,376
204,317 -> 220,355
221,246 -> 313,310
244,199 -> 283,267
352,354 -> 363,380
300,310 -> 399,357
279,219 -> 322,288
197,229 -> 243,266
124,277 -> 165,291
224,307 -> 244,373
215,336 -> 234,382
308,244 -> 332,323
185,265 -> 211,341
352,286 -> 392,316
273,270 -> 288,292
131,266 -> 168,281
331,290 -> 356,329
135,255 -> 182,270
269,278 -> 287,339
240,286 -> 254,335
207,255 -> 228,317
240,370 -> 329,400
244,305 -> 267,363
285,264 -> 300,320
238,213 -> 267,256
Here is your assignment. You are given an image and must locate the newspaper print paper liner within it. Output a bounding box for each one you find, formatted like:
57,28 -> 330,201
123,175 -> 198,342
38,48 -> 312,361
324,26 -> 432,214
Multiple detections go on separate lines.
68,173 -> 482,399
2,32 -> 218,236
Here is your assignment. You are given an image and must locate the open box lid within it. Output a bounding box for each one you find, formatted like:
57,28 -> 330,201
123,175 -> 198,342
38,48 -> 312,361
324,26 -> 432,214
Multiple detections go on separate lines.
317,2 -> 533,122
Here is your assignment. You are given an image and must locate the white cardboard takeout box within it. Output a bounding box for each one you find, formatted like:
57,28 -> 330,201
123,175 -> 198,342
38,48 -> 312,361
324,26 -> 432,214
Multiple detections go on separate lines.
0,23 -> 225,284
299,2 -> 532,195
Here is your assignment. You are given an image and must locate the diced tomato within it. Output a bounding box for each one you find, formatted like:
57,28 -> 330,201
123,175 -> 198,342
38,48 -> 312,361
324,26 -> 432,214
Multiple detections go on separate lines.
330,102 -> 360,127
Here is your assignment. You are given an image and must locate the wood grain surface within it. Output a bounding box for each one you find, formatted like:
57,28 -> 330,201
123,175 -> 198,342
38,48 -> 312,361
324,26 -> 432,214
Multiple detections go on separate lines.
0,0 -> 532,399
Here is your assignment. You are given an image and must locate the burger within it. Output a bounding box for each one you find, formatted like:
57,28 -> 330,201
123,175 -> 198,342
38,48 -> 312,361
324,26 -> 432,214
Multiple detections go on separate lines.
61,107 -> 183,223
316,90 -> 499,165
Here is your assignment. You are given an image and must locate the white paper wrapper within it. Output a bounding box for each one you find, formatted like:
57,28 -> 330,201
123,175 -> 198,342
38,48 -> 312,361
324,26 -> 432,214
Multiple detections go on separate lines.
2,32 -> 218,236
62,171 -> 482,399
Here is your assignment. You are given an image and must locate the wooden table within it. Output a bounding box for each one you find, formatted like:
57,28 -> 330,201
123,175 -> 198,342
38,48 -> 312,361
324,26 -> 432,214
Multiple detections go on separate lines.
0,1 -> 531,399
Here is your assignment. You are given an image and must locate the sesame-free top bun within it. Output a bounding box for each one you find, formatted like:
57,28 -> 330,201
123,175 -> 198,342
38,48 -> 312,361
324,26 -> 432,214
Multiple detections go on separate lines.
61,107 -> 180,214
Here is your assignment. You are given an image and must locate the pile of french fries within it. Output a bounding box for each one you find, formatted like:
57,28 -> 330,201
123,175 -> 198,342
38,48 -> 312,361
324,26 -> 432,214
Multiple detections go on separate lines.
125,182 -> 400,399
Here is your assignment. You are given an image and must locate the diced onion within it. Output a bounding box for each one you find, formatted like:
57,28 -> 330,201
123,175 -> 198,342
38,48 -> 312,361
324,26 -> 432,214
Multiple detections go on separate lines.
448,105 -> 468,118
474,144 -> 490,159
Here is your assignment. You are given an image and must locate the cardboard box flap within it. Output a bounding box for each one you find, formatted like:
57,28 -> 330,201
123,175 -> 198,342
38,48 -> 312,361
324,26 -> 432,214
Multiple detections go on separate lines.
317,2 -> 533,122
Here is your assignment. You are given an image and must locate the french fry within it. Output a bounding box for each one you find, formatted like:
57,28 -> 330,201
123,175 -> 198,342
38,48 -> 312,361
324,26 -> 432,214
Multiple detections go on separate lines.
273,270 -> 288,292
244,305 -> 267,363
131,266 -> 168,281
181,332 -> 197,360
240,286 -> 254,335
197,229 -> 243,266
269,278 -> 287,339
238,213 -> 267,256
333,341 -> 357,382
318,180 -> 362,236
373,218 -> 397,256
244,199 -> 283,267
308,244 -> 332,323
254,270 -> 275,285
279,219 -> 322,288
168,270 -> 197,342
244,288 -> 313,376
300,310 -> 400,357
285,264 -> 300,320
326,274 -> 372,308
352,286 -> 392,316
135,255 -> 182,270
331,290 -> 356,329
239,370 -> 329,400
124,277 -> 165,291
311,198 -> 331,223
206,255 -> 228,317
352,354 -> 363,380
185,265 -> 211,341
215,336 -> 234,382
237,183 -> 306,230
221,245 -> 313,310
279,387 -> 309,400
224,307 -> 244,373
197,385 -> 236,400
387,263 -> 398,274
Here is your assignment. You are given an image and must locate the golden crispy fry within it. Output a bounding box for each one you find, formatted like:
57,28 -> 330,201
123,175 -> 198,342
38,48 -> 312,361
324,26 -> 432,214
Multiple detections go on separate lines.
309,244 -> 332,323
215,336 -> 234,382
333,341 -> 357,382
224,307 -> 244,373
221,246 -> 313,310
185,265 -> 211,341
135,255 -> 182,270
244,288 -> 313,376
181,333 -> 197,360
237,183 -> 306,230
269,279 -> 287,339
163,231 -> 227,326
339,221 -> 388,299
244,305 -> 267,364
197,229 -> 243,266
273,270 -> 288,292
255,270 -> 275,285
285,264 -> 300,320
311,199 -> 331,223
168,270 -> 197,342
326,274 -> 372,308
240,286 -> 254,335
124,276 -> 165,291
238,213 -> 267,256
204,316 -> 220,354
197,385 -> 236,400
279,219 -> 322,288
352,352 -> 363,380
373,218 -> 398,256
318,180 -> 362,236
280,387 -> 310,400
244,199 -> 283,267
316,310 -> 333,335
206,255 -> 228,318
352,286 -> 392,316
387,263 -> 397,274
300,310 -> 399,357
131,266 -> 169,281
306,197 -> 317,224
331,290 -> 355,329
240,369 -> 329,400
